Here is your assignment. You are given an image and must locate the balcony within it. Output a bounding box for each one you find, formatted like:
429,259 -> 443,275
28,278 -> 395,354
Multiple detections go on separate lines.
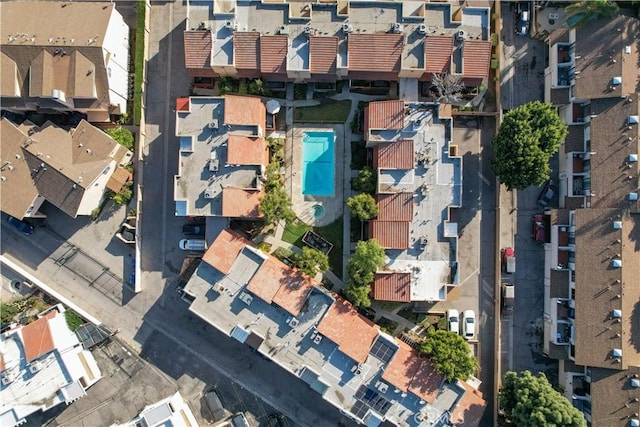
572,103 -> 585,123
557,43 -> 572,64
557,65 -> 573,87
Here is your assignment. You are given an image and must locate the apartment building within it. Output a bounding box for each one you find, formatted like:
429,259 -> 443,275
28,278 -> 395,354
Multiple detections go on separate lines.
1,118 -> 133,219
0,305 -> 102,427
183,0 -> 491,95
181,229 -> 486,426
0,1 -> 130,121
541,14 -> 640,426
363,100 -> 462,302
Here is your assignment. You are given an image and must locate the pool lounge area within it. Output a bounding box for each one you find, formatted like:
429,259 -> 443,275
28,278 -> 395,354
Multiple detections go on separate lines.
289,125 -> 344,227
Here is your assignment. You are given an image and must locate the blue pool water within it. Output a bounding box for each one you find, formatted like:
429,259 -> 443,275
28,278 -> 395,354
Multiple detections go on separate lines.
302,131 -> 335,196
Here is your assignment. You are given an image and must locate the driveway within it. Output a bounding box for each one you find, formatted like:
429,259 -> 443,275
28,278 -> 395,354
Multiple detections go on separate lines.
500,3 -> 546,110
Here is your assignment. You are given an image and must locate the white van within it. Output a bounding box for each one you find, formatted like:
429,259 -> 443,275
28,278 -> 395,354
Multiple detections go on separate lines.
179,239 -> 207,251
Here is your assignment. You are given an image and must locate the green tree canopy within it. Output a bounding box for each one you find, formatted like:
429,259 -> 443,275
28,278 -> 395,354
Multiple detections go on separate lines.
499,371 -> 586,427
351,166 -> 377,194
343,280 -> 372,308
259,161 -> 295,227
419,330 -> 477,382
291,246 -> 329,277
347,239 -> 385,287
106,127 -> 134,151
491,101 -> 567,190
564,1 -> 618,28
346,193 -> 378,220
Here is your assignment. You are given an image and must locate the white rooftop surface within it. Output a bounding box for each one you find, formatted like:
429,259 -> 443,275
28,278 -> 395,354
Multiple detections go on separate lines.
0,310 -> 101,426
212,26 -> 234,66
174,97 -> 261,217
124,392 -> 199,427
183,239 -> 463,425
378,105 -> 462,301
288,34 -> 310,71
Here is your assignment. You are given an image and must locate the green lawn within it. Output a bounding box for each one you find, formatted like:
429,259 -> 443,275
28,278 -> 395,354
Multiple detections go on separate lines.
133,1 -> 146,125
282,217 -> 344,277
294,99 -> 352,123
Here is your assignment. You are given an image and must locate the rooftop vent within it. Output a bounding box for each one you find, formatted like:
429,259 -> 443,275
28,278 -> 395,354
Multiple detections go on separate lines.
392,23 -> 404,33
342,23 -> 353,34
612,259 -> 622,268
632,379 -> 640,388
224,20 -> 237,31
418,24 -> 427,35
629,154 -> 638,163
628,115 -> 639,125
613,348 -> 622,358
304,26 -> 313,36
278,25 -> 290,35
612,76 -> 622,85
456,30 -> 466,40
613,220 -> 623,229
612,309 -> 622,318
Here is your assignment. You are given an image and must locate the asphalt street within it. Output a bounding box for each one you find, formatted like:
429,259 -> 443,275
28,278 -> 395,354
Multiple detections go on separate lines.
500,3 -> 546,110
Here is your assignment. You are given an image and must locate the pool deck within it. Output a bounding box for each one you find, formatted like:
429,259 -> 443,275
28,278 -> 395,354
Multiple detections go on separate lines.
286,124 -> 345,227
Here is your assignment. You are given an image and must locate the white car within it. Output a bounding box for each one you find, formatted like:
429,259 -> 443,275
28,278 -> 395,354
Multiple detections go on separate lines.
179,239 -> 207,251
447,309 -> 460,335
462,310 -> 476,340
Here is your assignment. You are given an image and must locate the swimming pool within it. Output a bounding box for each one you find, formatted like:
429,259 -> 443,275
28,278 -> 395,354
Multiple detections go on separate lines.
302,131 -> 335,196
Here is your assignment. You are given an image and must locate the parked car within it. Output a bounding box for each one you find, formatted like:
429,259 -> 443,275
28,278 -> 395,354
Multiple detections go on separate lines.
7,215 -> 34,235
462,310 -> 476,340
179,239 -> 207,251
516,1 -> 530,35
182,223 -> 205,235
531,214 -> 546,243
537,180 -> 556,206
501,247 -> 516,273
502,283 -> 515,316
447,309 -> 460,335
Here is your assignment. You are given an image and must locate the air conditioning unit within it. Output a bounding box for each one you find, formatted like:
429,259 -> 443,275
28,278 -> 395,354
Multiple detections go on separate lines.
29,361 -> 42,374
278,25 -> 290,35
377,382 -> 389,393
239,292 -> 253,306
456,30 -> 466,40
304,26 -> 313,36
392,23 -> 404,33
342,23 -> 353,34
209,120 -> 218,129
418,24 -> 427,35
224,20 -> 237,31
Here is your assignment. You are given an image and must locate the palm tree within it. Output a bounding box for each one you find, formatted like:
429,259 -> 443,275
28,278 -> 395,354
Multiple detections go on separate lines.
564,0 -> 619,28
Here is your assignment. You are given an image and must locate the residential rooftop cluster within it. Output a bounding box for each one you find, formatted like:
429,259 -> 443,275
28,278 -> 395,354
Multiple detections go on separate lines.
541,12 -> 640,426
183,229 -> 486,426
0,305 -> 102,426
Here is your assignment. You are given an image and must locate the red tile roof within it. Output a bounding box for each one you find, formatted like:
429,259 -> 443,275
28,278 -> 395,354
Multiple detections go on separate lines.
373,273 -> 411,302
462,40 -> 491,79
272,266 -> 315,317
348,34 -> 403,72
449,381 -> 487,427
407,357 -> 444,404
310,36 -> 338,74
260,35 -> 288,74
374,139 -> 414,170
221,188 -> 263,218
366,100 -> 405,130
368,221 -> 410,249
21,315 -> 55,362
317,296 -> 379,364
234,32 -> 260,70
381,341 -> 443,404
424,36 -> 453,73
227,135 -> 269,166
247,257 -> 286,304
376,193 -> 413,221
184,30 -> 212,69
224,95 -> 266,127
176,97 -> 190,112
202,229 -> 249,274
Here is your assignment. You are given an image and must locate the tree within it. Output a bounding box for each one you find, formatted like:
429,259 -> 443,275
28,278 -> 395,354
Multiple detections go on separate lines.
491,101 -> 567,190
291,247 -> 329,277
431,73 -> 465,103
419,330 -> 477,382
343,280 -> 372,308
259,186 -> 295,227
106,127 -> 134,151
347,239 -> 385,287
347,193 -> 378,221
499,371 -> 586,427
564,0 -> 618,28
352,166 -> 376,194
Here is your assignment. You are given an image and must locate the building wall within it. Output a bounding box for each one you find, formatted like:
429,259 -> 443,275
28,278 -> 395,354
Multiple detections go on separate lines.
76,161 -> 116,215
103,7 -> 130,115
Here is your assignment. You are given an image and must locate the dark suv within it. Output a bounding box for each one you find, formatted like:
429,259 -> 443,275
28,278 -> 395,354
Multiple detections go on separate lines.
182,223 -> 205,235
537,180 -> 556,207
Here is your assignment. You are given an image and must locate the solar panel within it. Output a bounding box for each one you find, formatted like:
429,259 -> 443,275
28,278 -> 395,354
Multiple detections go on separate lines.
369,336 -> 397,364
354,385 -> 392,415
